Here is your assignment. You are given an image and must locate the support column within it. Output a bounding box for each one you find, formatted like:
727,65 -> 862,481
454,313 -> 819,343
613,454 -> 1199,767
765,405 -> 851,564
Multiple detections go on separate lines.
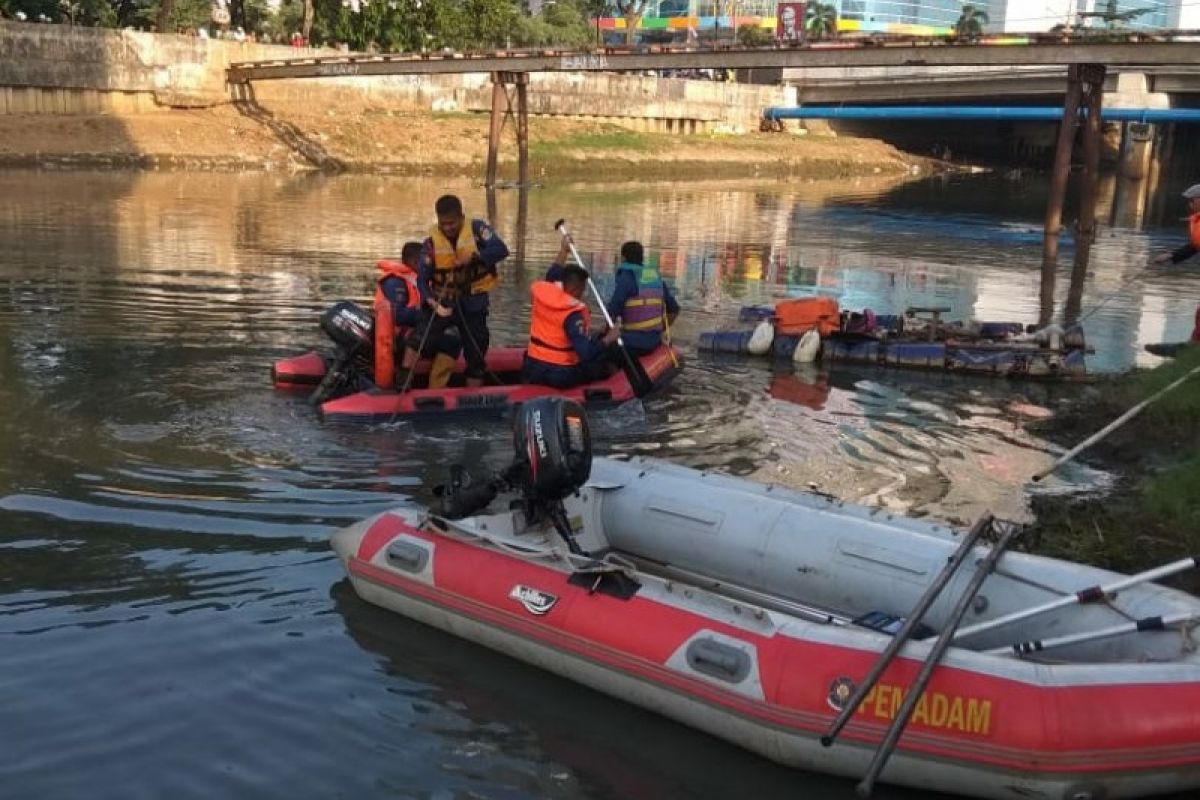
484,71 -> 531,189
1065,64 -> 1106,325
1040,64 -> 1083,327
516,73 -> 529,189
485,76 -> 506,189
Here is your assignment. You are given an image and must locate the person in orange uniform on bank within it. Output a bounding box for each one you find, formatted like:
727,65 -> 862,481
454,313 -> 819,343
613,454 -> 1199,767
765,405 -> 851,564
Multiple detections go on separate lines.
1154,184 -> 1200,266
380,242 -> 462,390
416,195 -> 509,387
1153,184 -> 1200,345
523,264 -> 621,389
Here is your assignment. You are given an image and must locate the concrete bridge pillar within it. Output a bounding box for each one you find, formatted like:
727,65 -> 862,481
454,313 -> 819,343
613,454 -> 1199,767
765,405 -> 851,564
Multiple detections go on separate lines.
1105,73 -> 1171,181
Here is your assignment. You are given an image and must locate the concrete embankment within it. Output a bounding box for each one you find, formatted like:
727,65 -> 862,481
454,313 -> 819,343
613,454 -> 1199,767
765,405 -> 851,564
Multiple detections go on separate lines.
0,21 -> 932,179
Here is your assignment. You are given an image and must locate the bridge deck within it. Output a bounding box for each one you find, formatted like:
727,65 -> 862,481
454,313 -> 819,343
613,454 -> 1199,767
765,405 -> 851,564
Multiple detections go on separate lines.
227,40 -> 1200,83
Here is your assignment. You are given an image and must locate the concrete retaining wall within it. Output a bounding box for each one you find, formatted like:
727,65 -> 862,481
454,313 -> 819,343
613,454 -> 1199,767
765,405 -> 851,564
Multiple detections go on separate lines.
0,21 -> 792,132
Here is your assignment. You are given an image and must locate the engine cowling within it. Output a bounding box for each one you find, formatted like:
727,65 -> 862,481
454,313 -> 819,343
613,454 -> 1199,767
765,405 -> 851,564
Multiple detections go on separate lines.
512,398 -> 592,504
319,301 -> 374,355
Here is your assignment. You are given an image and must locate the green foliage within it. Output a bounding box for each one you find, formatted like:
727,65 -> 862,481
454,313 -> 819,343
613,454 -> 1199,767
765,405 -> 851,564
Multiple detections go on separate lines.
954,4 -> 988,39
1140,454 -> 1200,532
736,23 -> 771,47
514,0 -> 597,49
530,129 -> 663,160
805,2 -> 836,40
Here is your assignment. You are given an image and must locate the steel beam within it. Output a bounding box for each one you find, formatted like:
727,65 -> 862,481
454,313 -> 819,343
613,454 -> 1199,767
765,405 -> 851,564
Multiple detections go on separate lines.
226,42 -> 1200,84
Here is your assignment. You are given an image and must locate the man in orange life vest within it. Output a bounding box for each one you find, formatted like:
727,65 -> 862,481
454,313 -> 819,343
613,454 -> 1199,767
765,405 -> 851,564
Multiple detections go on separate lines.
416,195 -> 509,387
524,264 -> 621,388
1153,184 -> 1200,343
379,242 -> 463,390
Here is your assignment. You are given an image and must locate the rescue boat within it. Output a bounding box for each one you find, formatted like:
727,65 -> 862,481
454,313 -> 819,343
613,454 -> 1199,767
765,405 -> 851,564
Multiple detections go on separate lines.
272,302 -> 681,421
333,399 -> 1200,800
700,300 -> 1089,380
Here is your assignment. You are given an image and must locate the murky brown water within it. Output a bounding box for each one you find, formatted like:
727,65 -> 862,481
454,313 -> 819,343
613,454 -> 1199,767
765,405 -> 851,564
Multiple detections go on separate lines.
3,169 -> 1199,800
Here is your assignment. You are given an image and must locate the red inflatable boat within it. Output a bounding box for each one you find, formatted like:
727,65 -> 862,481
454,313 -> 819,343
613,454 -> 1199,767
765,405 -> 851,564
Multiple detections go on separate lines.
273,344 -> 682,422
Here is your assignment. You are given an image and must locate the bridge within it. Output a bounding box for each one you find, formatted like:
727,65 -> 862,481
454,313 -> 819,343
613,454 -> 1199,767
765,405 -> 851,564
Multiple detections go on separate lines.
226,40 -> 1200,84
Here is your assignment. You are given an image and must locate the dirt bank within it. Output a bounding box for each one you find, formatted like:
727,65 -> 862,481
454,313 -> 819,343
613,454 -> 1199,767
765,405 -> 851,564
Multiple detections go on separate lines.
0,99 -> 936,179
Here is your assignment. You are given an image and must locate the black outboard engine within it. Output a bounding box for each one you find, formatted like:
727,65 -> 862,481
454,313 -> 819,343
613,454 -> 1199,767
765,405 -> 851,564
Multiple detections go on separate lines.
437,398 -> 593,554
310,301 -> 374,405
319,300 -> 374,355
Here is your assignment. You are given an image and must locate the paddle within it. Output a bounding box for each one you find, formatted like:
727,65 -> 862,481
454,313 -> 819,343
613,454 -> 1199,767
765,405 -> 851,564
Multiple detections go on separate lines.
953,555 -> 1200,641
554,220 -> 655,398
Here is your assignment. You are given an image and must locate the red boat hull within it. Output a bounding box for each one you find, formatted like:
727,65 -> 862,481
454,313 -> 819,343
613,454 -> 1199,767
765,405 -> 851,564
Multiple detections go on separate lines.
273,345 -> 683,421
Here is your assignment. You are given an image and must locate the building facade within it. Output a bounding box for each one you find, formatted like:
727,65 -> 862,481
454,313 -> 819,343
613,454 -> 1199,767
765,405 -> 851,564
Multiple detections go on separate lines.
599,0 -> 1188,38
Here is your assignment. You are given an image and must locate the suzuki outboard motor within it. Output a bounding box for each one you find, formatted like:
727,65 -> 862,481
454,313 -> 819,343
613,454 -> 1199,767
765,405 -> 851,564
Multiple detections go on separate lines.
319,301 -> 374,355
512,397 -> 592,504
437,398 -> 593,554
310,301 -> 374,406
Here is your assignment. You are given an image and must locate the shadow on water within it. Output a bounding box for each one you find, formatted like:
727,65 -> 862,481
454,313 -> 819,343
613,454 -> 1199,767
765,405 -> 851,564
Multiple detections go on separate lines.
330,579 -> 949,800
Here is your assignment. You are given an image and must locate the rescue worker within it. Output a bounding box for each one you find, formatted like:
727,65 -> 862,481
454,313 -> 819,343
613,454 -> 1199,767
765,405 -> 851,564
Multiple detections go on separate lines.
380,242 -> 463,390
1153,183 -> 1200,265
416,194 -> 509,387
606,241 -> 680,356
523,264 -> 621,389
1152,183 -> 1200,344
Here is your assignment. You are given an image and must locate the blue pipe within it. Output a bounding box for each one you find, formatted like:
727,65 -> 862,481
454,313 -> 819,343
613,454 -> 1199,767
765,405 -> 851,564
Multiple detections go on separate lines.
763,106 -> 1200,123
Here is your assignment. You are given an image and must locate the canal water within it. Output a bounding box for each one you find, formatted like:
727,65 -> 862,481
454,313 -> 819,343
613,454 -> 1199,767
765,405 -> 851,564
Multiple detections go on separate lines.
3,169 -> 1198,800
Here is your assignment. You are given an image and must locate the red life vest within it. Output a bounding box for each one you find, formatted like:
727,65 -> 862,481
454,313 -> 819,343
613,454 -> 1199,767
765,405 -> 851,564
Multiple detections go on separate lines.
527,281 -> 589,367
1190,213 -> 1200,250
373,259 -> 420,389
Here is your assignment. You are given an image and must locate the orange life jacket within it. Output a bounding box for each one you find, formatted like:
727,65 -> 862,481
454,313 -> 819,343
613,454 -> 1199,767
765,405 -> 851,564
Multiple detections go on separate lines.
1190,212 -> 1200,250
774,296 -> 841,336
527,281 -> 589,367
373,260 -> 419,389
373,260 -> 420,314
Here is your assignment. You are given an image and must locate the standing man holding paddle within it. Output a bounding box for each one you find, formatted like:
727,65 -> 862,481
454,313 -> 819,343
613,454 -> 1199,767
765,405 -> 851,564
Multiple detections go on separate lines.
417,195 -> 509,387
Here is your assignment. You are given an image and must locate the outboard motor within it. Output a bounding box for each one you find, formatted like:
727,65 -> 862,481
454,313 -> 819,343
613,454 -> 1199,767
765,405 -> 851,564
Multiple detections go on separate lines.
436,398 -> 593,554
310,301 -> 374,405
511,397 -> 592,505
319,300 -> 374,355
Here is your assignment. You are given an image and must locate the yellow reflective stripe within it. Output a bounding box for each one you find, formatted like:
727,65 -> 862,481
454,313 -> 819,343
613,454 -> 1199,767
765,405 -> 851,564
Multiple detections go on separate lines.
625,297 -> 663,308
624,318 -> 663,331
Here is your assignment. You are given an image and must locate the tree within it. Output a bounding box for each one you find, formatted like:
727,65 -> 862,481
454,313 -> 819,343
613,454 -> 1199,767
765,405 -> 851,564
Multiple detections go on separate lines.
736,22 -> 772,47
805,2 -> 836,41
614,0 -> 646,45
953,4 -> 988,40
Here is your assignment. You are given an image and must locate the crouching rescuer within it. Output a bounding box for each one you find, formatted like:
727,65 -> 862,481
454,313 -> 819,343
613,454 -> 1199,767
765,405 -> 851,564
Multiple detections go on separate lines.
377,242 -> 463,391
523,264 -> 621,389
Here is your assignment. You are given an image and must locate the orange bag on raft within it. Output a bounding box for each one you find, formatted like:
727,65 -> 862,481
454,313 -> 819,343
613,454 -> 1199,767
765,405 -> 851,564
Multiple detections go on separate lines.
774,297 -> 840,336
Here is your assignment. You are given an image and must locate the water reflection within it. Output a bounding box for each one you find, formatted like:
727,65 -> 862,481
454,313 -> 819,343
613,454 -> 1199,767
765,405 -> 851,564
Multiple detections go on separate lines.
2,168 -> 1200,800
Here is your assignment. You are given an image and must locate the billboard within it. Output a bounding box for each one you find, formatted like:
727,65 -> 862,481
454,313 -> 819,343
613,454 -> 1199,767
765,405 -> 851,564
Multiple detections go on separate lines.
777,2 -> 806,42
